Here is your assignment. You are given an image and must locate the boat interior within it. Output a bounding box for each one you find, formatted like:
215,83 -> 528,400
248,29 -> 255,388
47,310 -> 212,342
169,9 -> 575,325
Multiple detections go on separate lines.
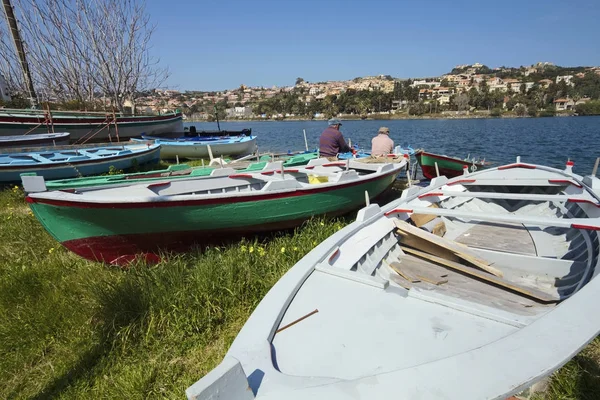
269,175 -> 600,381
54,159 -> 400,199
0,145 -> 147,166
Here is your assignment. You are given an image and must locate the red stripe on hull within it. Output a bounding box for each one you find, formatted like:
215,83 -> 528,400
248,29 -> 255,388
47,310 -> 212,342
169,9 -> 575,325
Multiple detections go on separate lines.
420,165 -> 464,180
62,217 -> 340,265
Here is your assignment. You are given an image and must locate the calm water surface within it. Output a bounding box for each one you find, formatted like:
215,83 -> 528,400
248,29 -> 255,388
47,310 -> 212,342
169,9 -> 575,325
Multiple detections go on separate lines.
185,116 -> 600,174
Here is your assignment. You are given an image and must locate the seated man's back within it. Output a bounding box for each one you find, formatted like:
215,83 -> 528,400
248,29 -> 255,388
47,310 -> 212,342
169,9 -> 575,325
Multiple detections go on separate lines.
319,118 -> 351,158
371,126 -> 394,156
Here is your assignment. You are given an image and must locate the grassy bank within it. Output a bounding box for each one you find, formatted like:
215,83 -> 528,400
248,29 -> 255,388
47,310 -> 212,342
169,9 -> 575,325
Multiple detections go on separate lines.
1,185 -> 599,399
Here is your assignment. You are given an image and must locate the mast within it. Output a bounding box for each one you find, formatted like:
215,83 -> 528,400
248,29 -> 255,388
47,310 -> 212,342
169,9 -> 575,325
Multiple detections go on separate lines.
2,0 -> 37,108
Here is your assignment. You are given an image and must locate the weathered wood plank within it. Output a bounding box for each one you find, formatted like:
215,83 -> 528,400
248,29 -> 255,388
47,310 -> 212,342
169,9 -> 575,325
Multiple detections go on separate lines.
401,246 -> 560,303
455,222 -> 537,256
394,220 -> 504,277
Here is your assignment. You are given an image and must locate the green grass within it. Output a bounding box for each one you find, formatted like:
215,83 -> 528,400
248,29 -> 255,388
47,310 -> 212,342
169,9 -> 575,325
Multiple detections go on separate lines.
1,184 -> 600,399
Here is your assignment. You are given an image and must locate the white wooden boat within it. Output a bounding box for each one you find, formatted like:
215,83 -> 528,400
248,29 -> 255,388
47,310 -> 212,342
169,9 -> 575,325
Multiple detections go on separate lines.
187,158 -> 600,400
142,135 -> 258,159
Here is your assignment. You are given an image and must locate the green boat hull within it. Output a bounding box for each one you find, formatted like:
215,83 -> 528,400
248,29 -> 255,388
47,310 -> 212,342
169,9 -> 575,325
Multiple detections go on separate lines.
27,166 -> 397,264
416,151 -> 487,180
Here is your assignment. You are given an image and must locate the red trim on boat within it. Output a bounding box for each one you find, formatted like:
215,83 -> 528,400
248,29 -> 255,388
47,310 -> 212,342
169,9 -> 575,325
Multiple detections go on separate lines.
261,171 -> 275,175
323,162 -> 346,167
548,179 -> 583,188
283,169 -> 299,173
229,174 -> 254,179
498,163 -> 537,170
566,161 -> 575,166
304,166 -> 315,170
418,192 -> 444,199
328,248 -> 340,262
60,189 -> 76,193
147,181 -> 170,189
567,198 -> 600,208
384,208 -> 413,216
27,166 -> 402,209
447,179 -> 476,186
571,224 -> 600,231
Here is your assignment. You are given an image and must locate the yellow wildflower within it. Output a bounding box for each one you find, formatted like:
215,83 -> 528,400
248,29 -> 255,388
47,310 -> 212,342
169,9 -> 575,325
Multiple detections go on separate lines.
280,247 -> 285,253
320,222 -> 325,226
49,247 -> 55,254
258,247 -> 265,256
240,245 -> 247,253
249,246 -> 254,253
293,247 -> 298,251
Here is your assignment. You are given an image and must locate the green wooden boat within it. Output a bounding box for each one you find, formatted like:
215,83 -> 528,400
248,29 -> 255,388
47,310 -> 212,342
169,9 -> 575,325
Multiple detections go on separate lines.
415,150 -> 491,180
25,159 -> 406,265
22,152 -> 319,191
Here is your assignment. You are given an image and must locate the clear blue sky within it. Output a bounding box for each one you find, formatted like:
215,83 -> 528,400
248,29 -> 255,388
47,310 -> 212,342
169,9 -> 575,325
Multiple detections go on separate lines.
146,0 -> 600,91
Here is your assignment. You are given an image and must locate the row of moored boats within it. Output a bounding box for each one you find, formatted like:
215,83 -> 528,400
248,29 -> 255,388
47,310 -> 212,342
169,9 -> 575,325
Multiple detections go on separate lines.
4,126 -> 600,399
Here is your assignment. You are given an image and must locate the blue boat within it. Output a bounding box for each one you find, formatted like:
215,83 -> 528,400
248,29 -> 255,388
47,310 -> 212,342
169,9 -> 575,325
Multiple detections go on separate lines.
140,134 -> 258,160
1,142 -> 160,183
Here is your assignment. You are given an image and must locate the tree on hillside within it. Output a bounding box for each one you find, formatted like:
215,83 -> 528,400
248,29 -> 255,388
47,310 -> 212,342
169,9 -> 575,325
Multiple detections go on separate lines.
0,0 -> 168,112
454,93 -> 469,111
295,77 -> 305,86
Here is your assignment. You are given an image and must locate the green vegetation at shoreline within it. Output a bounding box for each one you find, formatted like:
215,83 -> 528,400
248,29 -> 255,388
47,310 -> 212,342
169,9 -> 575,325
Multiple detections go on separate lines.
1,182 -> 599,398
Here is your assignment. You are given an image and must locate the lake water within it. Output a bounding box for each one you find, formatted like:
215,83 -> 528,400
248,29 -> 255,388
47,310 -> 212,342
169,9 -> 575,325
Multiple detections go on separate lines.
184,116 -> 600,175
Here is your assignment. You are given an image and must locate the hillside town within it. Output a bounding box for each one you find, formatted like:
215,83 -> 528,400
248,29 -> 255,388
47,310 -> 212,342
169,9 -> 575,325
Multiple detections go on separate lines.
128,62 -> 600,120
2,61 -> 600,119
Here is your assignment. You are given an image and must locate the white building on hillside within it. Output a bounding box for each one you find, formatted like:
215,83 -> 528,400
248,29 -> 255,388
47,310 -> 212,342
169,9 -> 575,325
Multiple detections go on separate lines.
0,74 -> 11,102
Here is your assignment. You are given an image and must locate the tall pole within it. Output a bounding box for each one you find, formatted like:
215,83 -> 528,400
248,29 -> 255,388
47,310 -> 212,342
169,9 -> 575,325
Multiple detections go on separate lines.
2,0 -> 37,108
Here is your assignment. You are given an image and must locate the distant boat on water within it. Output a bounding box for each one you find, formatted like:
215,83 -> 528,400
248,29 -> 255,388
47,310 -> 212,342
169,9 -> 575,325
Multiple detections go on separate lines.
0,108 -> 183,143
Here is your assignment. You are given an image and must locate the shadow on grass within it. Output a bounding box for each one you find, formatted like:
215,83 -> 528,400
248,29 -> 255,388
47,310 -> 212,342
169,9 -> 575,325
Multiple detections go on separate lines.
29,278 -> 149,399
572,353 -> 600,400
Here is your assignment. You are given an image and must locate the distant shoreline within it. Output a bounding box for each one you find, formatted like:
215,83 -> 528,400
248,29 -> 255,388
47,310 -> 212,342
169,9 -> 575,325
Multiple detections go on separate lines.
186,112 -> 577,123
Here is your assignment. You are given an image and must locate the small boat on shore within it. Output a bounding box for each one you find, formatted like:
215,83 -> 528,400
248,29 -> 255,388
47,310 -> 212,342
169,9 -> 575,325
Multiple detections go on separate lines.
186,158 -> 600,400
141,134 -> 257,160
1,142 -> 160,183
0,132 -> 70,148
415,149 -> 491,179
25,158 -> 406,264
22,152 -> 320,192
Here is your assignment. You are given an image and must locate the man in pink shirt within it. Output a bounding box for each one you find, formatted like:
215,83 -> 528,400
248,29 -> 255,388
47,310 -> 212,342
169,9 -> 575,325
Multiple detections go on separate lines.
371,126 -> 394,156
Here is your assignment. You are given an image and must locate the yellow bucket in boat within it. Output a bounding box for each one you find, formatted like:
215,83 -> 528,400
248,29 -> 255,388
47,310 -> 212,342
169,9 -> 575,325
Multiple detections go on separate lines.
308,175 -> 328,184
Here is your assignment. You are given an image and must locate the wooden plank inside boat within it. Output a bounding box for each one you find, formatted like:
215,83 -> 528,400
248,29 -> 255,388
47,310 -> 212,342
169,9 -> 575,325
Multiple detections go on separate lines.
410,203 -> 439,227
401,246 -> 560,303
455,222 -> 537,256
394,220 -> 503,277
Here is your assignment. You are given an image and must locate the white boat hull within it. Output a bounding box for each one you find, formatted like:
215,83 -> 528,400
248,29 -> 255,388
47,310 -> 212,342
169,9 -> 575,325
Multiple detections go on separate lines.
158,137 -> 257,159
186,160 -> 600,400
